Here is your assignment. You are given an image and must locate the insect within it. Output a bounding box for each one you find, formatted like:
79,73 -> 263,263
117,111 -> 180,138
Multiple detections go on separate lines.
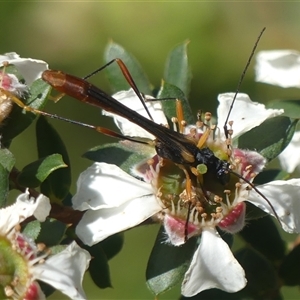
1,27 -> 280,237
41,67 -> 231,185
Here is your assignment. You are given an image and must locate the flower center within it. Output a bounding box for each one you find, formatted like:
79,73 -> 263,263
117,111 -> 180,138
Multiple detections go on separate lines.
150,113 -> 263,244
0,229 -> 47,300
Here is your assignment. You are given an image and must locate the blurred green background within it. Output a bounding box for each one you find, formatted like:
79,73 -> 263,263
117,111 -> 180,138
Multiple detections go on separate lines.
2,2 -> 300,299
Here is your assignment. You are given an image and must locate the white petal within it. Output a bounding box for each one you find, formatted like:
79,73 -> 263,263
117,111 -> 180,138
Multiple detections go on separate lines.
247,179 -> 300,233
72,163 -> 154,211
76,194 -> 161,246
278,131 -> 300,173
255,50 -> 300,88
0,191 -> 50,234
182,227 -> 246,296
102,89 -> 168,139
34,242 -> 90,300
0,52 -> 48,85
217,93 -> 283,139
32,193 -> 52,222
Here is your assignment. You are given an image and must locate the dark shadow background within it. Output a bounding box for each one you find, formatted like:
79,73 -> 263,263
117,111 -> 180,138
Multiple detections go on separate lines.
2,2 -> 300,299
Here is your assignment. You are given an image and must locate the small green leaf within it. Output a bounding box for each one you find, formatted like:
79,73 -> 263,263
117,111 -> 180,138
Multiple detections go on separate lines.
157,81 -> 195,125
22,220 -> 42,240
0,149 -> 15,207
238,116 -> 298,162
254,169 -> 290,185
146,226 -> 197,295
88,246 -> 112,288
164,40 -> 191,98
38,282 -> 55,298
1,79 -> 51,146
100,233 -> 124,260
245,202 -> 268,220
36,116 -> 71,201
239,216 -> 286,262
235,247 -> 281,299
49,244 -> 67,255
104,41 -> 152,95
0,148 -> 15,172
36,218 -> 68,246
17,154 -> 67,188
268,99 -> 300,119
83,142 -> 154,175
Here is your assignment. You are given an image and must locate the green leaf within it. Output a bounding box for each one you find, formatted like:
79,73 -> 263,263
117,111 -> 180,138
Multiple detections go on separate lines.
254,169 -> 290,185
1,78 -> 51,146
36,116 -> 71,201
238,116 -> 298,162
83,142 -> 154,175
85,237 -> 124,288
146,226 -> 197,295
268,99 -> 300,119
100,233 -> 124,260
88,245 -> 112,288
235,247 -> 281,299
279,244 -> 300,286
245,202 -> 268,220
38,282 -> 55,298
36,218 -> 68,246
17,154 -> 67,188
104,41 -> 152,95
0,148 -> 15,172
239,216 -> 286,262
164,40 -> 191,98
22,220 -> 42,240
157,81 -> 195,125
0,149 -> 15,207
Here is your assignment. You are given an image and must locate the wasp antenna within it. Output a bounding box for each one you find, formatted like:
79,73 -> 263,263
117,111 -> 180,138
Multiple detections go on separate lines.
223,27 -> 266,139
229,169 -> 282,227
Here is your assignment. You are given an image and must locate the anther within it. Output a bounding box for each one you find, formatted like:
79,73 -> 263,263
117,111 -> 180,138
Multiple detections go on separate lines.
196,120 -> 203,128
245,165 -> 253,171
37,243 -> 46,252
4,285 -> 14,297
204,112 -> 211,121
235,182 -> 242,188
147,158 -> 154,166
201,213 -> 207,219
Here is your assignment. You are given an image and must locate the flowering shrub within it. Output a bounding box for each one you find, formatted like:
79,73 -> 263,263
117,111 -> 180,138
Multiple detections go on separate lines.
1,42 -> 300,299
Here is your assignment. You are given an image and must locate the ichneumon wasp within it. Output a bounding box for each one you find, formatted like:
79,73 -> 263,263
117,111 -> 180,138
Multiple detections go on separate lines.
0,27 -> 281,242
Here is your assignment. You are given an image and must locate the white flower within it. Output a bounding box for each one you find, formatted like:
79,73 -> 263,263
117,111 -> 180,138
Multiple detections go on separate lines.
72,89 -> 299,296
73,163 -> 162,246
0,190 -> 90,300
33,242 -> 90,300
217,93 -> 283,140
247,179 -> 300,234
255,50 -> 300,88
181,227 -> 246,295
0,52 -> 48,123
254,50 -> 300,173
0,52 -> 48,86
102,88 -> 168,139
278,131 -> 300,173
0,190 -> 51,235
